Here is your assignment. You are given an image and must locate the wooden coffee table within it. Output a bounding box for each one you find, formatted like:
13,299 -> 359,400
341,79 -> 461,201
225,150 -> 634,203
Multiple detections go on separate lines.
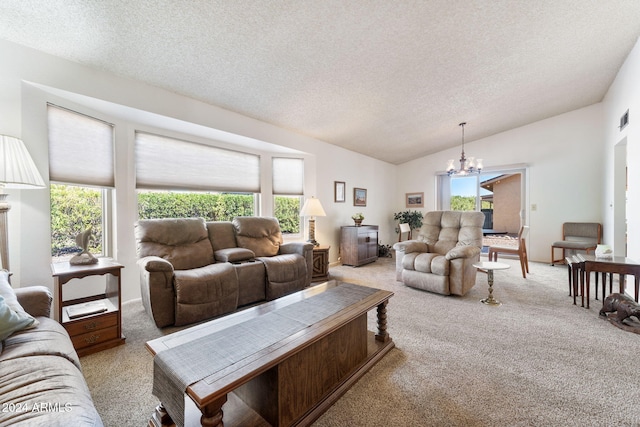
146,280 -> 394,427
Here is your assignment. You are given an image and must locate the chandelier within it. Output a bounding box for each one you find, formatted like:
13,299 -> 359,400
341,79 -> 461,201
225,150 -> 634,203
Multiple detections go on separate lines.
446,122 -> 482,176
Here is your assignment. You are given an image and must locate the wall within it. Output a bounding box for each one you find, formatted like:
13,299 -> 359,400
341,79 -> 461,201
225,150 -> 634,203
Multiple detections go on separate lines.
0,39 -> 396,302
493,174 -> 521,234
396,104 -> 605,263
602,37 -> 640,262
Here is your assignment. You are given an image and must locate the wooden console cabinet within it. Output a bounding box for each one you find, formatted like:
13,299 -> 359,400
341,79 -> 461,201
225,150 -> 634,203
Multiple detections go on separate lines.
340,225 -> 378,266
51,258 -> 125,356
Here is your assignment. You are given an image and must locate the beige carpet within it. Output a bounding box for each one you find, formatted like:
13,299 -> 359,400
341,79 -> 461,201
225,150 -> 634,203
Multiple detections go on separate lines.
81,257 -> 640,426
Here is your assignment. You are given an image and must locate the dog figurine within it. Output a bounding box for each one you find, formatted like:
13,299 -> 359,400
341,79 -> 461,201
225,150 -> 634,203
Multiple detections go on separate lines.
600,293 -> 640,323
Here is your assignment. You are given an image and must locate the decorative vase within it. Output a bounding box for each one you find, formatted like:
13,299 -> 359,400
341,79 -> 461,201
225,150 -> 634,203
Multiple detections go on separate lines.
354,219 -> 363,226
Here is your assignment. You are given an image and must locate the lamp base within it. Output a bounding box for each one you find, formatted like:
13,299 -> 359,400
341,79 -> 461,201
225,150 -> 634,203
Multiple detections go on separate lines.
307,218 -> 320,247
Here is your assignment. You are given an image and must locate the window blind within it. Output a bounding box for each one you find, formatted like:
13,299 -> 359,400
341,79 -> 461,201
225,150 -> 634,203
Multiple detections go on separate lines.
47,104 -> 115,187
135,132 -> 260,192
272,157 -> 304,195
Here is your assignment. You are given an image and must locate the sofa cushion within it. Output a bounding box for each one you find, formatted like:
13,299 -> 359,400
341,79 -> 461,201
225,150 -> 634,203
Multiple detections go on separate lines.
233,217 -> 283,257
136,218 -> 215,270
173,263 -> 239,326
0,355 -> 103,426
0,317 -> 81,370
206,221 -> 238,251
404,253 -> 449,276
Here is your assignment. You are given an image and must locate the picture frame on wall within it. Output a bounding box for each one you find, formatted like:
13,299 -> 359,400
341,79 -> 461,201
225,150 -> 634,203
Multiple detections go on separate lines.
406,192 -> 424,208
334,181 -> 345,203
354,188 -> 367,206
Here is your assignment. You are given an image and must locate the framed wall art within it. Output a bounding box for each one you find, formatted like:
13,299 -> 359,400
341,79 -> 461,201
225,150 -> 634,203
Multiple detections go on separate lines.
334,181 -> 345,202
354,188 -> 367,206
406,192 -> 424,208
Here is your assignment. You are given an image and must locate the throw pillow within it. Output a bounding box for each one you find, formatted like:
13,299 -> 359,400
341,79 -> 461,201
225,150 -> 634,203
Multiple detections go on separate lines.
0,270 -> 39,328
0,295 -> 36,340
0,270 -> 22,312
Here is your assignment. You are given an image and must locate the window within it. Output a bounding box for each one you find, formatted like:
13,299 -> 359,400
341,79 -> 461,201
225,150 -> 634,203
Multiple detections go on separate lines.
137,190 -> 255,220
50,184 -> 106,262
47,104 -> 114,262
272,157 -> 304,234
135,132 -> 260,219
438,167 -> 527,234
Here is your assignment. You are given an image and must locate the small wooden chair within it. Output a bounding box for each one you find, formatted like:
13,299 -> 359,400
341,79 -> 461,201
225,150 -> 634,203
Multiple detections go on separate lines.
398,223 -> 411,242
488,225 -> 530,278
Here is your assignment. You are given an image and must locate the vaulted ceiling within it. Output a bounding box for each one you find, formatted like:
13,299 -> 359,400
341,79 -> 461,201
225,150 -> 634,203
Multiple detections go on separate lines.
2,1 -> 640,164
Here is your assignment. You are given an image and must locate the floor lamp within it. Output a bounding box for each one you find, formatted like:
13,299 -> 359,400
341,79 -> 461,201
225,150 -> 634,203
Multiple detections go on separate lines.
0,135 -> 45,271
300,197 -> 326,246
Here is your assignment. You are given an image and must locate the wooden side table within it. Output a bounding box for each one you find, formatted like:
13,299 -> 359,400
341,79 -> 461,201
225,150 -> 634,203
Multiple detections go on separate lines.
51,258 -> 125,356
312,245 -> 330,282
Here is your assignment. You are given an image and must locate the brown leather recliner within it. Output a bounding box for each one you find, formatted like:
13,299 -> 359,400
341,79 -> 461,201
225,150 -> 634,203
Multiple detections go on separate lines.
393,211 -> 484,296
135,217 -> 313,327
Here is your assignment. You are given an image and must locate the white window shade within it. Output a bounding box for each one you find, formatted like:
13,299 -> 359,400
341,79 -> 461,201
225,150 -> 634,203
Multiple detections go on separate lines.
47,104 -> 114,187
272,157 -> 304,195
135,132 -> 260,192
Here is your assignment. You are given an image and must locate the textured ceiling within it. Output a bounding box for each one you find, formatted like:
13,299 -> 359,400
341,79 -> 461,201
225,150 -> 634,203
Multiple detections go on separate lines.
1,1 -> 640,164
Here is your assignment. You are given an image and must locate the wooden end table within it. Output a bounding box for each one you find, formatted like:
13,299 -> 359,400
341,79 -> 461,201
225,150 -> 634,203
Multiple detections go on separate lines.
311,245 -> 330,282
51,258 -> 125,356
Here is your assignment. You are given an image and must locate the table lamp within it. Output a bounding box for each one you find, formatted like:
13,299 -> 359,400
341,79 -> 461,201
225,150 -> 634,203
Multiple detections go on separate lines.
0,135 -> 45,270
300,197 -> 326,246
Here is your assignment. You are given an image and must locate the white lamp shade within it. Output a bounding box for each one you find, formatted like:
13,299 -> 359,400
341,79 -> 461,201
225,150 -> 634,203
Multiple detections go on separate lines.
0,135 -> 45,188
300,197 -> 326,217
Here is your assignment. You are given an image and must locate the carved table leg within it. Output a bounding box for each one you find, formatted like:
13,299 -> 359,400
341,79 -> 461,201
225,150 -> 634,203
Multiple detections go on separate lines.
200,395 -> 227,427
375,301 -> 390,342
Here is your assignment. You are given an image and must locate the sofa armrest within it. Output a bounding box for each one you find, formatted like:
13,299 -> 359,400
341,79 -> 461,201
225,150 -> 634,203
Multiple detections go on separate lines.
279,242 -> 314,286
15,286 -> 52,318
279,242 -> 313,256
393,240 -> 429,254
139,256 -> 174,273
446,245 -> 481,260
137,256 -> 176,328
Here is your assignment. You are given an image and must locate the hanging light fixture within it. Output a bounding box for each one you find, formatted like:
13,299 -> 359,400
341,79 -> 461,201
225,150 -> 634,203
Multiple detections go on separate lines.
446,122 -> 483,176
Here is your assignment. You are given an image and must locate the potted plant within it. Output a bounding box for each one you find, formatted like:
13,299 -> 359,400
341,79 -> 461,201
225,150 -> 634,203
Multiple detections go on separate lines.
393,210 -> 423,238
352,212 -> 364,226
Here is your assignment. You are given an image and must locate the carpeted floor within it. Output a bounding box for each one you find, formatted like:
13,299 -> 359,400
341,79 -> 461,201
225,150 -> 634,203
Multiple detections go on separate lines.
81,256 -> 640,426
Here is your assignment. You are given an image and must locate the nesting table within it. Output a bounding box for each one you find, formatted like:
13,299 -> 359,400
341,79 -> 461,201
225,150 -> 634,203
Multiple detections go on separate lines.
577,254 -> 640,309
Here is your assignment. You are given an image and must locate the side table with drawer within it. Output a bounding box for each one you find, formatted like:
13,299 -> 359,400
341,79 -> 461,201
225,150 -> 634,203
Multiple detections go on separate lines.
51,258 -> 126,356
312,245 -> 330,282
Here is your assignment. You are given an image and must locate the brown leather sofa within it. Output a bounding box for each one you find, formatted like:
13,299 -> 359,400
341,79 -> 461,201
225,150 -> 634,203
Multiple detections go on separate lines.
135,217 -> 313,327
0,274 -> 103,426
393,211 -> 484,296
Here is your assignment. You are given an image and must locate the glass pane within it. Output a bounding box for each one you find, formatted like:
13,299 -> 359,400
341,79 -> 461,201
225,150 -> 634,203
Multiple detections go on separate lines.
449,176 -> 478,211
137,190 -> 255,221
50,184 -> 104,262
274,195 -> 301,234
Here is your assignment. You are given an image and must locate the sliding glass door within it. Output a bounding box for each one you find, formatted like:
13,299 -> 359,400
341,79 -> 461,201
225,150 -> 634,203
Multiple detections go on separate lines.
438,167 -> 527,234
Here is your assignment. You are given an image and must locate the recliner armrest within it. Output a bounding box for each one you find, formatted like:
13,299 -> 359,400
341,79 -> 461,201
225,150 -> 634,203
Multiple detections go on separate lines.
138,256 -> 174,273
446,245 -> 481,260
393,241 -> 429,254
279,242 -> 314,256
